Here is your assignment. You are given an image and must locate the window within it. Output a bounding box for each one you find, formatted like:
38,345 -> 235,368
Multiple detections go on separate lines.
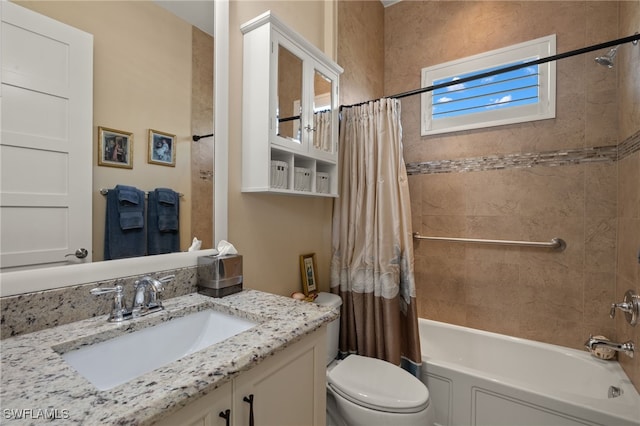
421,35 -> 556,136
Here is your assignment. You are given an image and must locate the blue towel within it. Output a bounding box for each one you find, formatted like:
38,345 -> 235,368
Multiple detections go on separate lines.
104,185 -> 146,260
147,188 -> 180,255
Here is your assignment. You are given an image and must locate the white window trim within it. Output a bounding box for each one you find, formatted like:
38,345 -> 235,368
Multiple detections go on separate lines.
421,34 -> 556,136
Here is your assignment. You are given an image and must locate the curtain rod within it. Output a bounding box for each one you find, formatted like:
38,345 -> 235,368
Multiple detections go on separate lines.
340,33 -> 640,110
192,133 -> 213,142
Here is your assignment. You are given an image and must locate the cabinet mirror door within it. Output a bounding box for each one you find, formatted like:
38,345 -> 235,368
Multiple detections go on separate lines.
311,69 -> 334,155
276,44 -> 303,145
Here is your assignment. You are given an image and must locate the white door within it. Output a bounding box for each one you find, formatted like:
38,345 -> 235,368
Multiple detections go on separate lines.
0,2 -> 93,270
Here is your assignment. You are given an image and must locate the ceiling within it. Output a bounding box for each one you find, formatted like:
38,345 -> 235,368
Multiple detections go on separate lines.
153,0 -> 403,36
153,0 -> 214,36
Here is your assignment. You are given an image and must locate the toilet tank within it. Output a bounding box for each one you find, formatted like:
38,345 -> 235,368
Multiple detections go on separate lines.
313,292 -> 342,366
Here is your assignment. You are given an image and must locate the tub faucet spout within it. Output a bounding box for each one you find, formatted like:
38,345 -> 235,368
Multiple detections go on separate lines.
584,335 -> 635,358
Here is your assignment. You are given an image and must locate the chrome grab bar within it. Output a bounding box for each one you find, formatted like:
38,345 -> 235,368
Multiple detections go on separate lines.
412,233 -> 566,251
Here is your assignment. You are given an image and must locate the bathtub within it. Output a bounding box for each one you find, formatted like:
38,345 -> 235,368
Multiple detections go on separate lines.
418,318 -> 640,426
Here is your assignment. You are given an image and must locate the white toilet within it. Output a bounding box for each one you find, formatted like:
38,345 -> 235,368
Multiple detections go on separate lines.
314,292 -> 435,426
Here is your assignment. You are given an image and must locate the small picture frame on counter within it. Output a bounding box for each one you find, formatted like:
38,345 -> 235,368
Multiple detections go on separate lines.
300,253 -> 318,296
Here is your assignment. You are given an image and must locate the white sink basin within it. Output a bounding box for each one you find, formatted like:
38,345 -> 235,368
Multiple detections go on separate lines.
61,309 -> 258,390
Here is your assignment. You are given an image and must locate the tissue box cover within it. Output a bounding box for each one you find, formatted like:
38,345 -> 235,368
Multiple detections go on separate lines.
197,254 -> 243,297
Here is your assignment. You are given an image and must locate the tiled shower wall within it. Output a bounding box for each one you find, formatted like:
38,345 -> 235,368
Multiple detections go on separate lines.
342,0 -> 640,389
615,0 -> 640,394
381,0 -> 639,390
408,155 -> 620,348
339,0 -> 624,347
386,0 -> 622,347
617,134 -> 640,388
191,27 -> 214,250
337,0 -> 385,106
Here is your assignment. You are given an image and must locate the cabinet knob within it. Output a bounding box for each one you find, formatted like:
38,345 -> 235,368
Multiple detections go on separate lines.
304,125 -> 316,132
243,394 -> 255,426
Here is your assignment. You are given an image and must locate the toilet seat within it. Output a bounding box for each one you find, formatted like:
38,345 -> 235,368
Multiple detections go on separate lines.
327,355 -> 429,414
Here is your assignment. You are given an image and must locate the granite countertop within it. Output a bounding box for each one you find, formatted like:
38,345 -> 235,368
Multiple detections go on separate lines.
0,290 -> 337,425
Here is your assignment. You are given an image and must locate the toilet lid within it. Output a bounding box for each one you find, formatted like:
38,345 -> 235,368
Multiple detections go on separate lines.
327,355 -> 429,413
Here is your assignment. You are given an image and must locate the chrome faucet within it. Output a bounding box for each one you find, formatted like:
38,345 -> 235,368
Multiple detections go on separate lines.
132,275 -> 174,316
91,275 -> 174,322
584,335 -> 635,358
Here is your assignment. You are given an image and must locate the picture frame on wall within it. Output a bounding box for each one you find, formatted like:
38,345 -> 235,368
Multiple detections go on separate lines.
98,126 -> 133,169
148,129 -> 176,167
299,253 -> 318,296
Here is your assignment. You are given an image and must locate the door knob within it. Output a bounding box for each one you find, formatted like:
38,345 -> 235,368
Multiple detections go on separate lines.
65,248 -> 88,259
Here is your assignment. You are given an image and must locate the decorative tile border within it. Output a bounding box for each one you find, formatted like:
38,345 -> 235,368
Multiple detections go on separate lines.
406,145 -> 618,175
406,129 -> 640,175
618,129 -> 640,160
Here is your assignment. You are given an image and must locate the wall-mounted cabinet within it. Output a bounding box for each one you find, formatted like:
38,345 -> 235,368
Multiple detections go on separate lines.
241,11 -> 343,197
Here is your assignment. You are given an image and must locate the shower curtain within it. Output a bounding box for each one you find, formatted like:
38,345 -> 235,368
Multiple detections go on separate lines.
330,98 -> 422,376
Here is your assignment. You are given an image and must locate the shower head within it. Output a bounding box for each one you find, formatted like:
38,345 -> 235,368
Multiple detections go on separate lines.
595,32 -> 639,68
595,45 -> 619,68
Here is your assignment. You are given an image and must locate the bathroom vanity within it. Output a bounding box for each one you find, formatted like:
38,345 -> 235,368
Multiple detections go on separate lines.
0,290 -> 336,425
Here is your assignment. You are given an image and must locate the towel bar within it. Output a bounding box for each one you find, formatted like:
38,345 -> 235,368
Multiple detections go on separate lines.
100,188 -> 184,198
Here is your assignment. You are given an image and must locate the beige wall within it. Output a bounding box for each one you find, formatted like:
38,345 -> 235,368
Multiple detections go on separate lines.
228,1 -> 336,297
385,0 -> 624,350
16,1 -> 194,260
616,0 -> 640,393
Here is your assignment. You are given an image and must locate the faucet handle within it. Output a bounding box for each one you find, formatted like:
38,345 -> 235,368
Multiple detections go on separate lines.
157,274 -> 175,287
610,303 -> 623,318
159,274 -> 175,283
90,285 -> 123,296
90,284 -> 129,322
149,275 -> 175,293
610,290 -> 640,326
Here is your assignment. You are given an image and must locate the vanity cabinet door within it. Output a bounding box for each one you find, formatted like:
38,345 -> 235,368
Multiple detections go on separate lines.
233,329 -> 327,426
153,381 -> 232,426
152,328 -> 326,426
